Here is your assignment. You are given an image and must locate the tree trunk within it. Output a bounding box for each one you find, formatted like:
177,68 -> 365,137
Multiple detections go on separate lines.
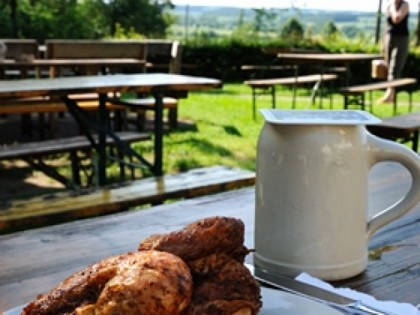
10,0 -> 17,37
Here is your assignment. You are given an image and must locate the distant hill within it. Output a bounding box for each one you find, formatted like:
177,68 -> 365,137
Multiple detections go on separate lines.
169,6 -> 416,40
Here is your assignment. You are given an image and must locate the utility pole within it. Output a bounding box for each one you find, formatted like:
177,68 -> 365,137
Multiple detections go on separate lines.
375,0 -> 383,44
185,4 -> 190,43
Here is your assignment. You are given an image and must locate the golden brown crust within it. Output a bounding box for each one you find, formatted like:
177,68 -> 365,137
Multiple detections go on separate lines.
21,216 -> 261,315
185,259 -> 262,315
21,251 -> 193,315
138,216 -> 245,262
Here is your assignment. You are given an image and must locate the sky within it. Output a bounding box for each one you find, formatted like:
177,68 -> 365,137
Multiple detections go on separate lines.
171,0 -> 419,12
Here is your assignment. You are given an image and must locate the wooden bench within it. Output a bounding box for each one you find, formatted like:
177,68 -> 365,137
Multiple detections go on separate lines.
367,112 -> 420,152
110,40 -> 182,130
0,39 -> 40,78
339,78 -> 417,115
0,131 -> 151,189
241,64 -> 297,80
110,96 -> 179,130
0,165 -> 256,234
0,96 -> 127,138
45,39 -> 182,130
44,39 -> 148,75
245,73 -> 338,119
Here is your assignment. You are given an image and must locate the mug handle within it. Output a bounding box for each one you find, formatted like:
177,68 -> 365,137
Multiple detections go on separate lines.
366,132 -> 420,239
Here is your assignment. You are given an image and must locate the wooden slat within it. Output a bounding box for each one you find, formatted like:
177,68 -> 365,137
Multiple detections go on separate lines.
0,98 -> 125,114
0,166 -> 255,233
339,78 -> 417,94
0,131 -> 150,160
245,73 -> 338,87
367,112 -> 420,151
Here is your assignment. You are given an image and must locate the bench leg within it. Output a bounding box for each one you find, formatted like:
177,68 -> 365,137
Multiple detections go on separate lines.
69,151 -> 82,186
311,80 -> 321,108
168,106 -> 178,129
413,131 -> 419,152
409,91 -> 413,112
252,88 -> 257,120
292,83 -> 297,109
24,157 -> 79,189
271,86 -> 276,109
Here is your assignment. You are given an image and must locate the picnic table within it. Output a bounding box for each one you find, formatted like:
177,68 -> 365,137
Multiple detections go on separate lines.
277,52 -> 382,86
0,161 -> 418,312
0,73 -> 222,185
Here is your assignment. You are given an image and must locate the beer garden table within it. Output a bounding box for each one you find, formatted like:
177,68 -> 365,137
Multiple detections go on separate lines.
0,73 -> 222,184
0,161 -> 419,312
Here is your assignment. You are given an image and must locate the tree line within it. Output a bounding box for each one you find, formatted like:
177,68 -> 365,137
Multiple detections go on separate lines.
0,0 -> 174,41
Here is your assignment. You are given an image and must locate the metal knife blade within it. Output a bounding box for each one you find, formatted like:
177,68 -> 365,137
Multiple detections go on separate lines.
246,263 -> 392,315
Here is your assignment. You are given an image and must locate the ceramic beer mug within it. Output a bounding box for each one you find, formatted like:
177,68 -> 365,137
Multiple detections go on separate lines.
254,109 -> 420,281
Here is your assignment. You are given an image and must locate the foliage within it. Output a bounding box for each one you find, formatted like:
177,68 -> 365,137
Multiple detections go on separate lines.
322,21 -> 339,37
280,17 -> 304,42
111,23 -> 145,40
156,83 -> 418,175
106,0 -> 173,38
0,0 -> 174,39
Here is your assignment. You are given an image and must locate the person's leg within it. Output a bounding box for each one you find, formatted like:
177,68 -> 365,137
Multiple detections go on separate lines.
380,36 -> 409,103
391,36 -> 409,79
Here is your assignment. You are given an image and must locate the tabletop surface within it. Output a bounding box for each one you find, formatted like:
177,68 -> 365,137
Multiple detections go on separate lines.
0,161 -> 419,311
381,112 -> 420,129
277,53 -> 382,62
0,73 -> 223,99
0,58 -> 146,66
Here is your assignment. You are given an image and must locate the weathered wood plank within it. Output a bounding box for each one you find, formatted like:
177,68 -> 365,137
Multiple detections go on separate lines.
0,166 -> 255,233
339,78 -> 417,94
245,73 -> 338,88
367,112 -> 420,151
0,131 -> 150,160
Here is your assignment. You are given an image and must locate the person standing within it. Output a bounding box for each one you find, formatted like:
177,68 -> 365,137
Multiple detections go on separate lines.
379,0 -> 410,103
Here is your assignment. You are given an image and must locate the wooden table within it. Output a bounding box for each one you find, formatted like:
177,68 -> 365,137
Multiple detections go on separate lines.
0,58 -> 148,78
0,162 -> 418,311
277,53 -> 382,85
368,112 -> 420,151
277,53 -> 382,63
275,53 -> 382,108
0,73 -> 222,184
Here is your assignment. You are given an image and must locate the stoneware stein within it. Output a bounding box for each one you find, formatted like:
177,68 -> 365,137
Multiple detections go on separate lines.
254,109 -> 420,281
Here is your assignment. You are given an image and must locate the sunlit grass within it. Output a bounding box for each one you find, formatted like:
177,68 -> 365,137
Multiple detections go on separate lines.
150,83 -> 419,175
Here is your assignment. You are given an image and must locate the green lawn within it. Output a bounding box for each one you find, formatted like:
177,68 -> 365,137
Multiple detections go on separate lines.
131,83 -> 419,176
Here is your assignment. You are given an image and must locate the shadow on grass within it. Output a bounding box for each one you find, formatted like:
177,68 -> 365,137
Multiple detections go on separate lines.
0,165 -> 66,204
171,137 -> 233,157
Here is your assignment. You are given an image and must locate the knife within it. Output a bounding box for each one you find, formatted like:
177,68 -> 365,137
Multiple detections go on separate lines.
246,264 -> 392,315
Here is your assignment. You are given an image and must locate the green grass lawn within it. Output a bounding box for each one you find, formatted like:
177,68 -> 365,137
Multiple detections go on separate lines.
131,83 -> 419,177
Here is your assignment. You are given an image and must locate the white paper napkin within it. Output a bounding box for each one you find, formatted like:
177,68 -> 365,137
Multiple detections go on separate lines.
296,273 -> 420,315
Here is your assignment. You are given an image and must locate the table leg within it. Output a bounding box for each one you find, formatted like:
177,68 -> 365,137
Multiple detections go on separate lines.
98,93 -> 107,185
412,131 -> 419,152
62,95 -> 154,185
154,92 -> 164,176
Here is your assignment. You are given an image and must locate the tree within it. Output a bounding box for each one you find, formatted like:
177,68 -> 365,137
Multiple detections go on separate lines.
280,17 -> 304,41
0,0 -> 175,39
322,21 -> 339,37
107,0 -> 173,38
252,8 -> 277,36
